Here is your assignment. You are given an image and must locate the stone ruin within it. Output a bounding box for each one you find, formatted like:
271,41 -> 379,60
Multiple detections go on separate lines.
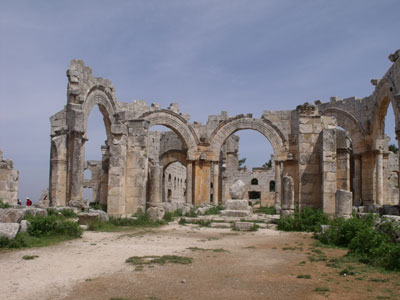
0,148 -> 19,205
0,48 -> 398,219
44,49 -> 400,217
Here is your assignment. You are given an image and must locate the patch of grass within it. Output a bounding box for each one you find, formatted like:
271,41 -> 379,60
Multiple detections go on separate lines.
0,232 -> 79,249
0,200 -> 11,208
339,268 -> 356,276
89,202 -> 107,212
255,206 -> 276,214
369,278 -> 389,283
88,211 -> 165,232
314,287 -> 330,293
298,261 -> 306,266
22,255 -> 39,260
185,208 -> 197,217
178,218 -> 187,225
278,207 -> 329,232
126,255 -> 192,268
203,205 -> 224,215
297,274 -> 312,279
163,209 -> 183,222
187,247 -> 229,253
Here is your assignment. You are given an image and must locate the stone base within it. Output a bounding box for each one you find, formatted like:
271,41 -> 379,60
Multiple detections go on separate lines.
225,199 -> 252,211
234,221 -> 255,231
280,209 -> 294,217
220,210 -> 252,217
0,223 -> 20,239
147,206 -> 165,221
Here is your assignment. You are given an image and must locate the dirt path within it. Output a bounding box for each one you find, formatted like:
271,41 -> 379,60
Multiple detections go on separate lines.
1,223 -> 399,300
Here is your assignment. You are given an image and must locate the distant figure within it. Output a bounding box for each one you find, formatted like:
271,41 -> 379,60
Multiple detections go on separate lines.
26,197 -> 32,206
17,199 -> 21,206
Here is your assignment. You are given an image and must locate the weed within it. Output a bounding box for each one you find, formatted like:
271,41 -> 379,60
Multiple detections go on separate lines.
126,255 -> 192,267
339,268 -> 356,276
0,200 -> 11,208
297,274 -> 312,279
314,287 -> 330,293
255,206 -> 276,214
277,207 -> 329,232
22,255 -> 39,260
369,278 -> 389,283
203,205 -> 224,215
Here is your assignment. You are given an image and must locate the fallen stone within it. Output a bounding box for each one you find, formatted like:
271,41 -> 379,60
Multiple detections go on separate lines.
88,209 -> 109,222
146,206 -> 165,221
234,221 -> 255,231
220,210 -> 252,217
0,208 -> 24,223
210,222 -> 231,228
229,180 -> 246,199
257,223 -> 268,229
23,207 -> 47,217
20,220 -> 30,233
0,223 -> 20,239
77,212 -> 107,225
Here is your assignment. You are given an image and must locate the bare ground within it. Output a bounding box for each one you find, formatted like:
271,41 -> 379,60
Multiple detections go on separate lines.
1,222 -> 400,300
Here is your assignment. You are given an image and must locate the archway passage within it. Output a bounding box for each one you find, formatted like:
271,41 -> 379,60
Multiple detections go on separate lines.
163,161 -> 187,203
216,125 -> 281,208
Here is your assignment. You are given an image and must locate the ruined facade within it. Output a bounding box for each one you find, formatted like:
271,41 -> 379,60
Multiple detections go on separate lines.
48,49 -> 400,216
0,148 -> 19,205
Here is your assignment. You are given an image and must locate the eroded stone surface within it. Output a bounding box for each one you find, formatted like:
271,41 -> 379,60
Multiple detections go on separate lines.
0,223 -> 20,239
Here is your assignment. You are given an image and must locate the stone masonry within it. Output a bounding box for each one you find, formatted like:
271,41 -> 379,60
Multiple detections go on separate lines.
47,49 -> 400,216
0,148 -> 19,205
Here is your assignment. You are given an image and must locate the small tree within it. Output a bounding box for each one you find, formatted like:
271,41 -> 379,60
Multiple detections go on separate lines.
238,158 -> 246,167
389,143 -> 398,154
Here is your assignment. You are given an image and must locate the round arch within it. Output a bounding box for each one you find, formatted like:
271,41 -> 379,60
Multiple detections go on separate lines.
320,108 -> 365,151
208,117 -> 287,160
371,78 -> 399,139
159,150 -> 188,169
82,87 -> 118,140
141,110 -> 199,159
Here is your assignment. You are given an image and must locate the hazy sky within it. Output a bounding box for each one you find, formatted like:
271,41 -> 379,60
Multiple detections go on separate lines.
1,0 -> 399,202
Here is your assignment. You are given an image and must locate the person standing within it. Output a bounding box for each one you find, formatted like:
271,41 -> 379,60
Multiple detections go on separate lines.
26,197 -> 32,206
17,199 -> 21,206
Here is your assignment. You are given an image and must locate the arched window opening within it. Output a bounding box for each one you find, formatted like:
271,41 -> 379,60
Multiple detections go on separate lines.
269,180 -> 275,192
251,178 -> 258,185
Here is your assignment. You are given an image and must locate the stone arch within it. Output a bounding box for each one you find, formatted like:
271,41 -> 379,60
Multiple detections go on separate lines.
159,150 -> 188,169
209,117 -> 287,160
141,110 -> 199,159
320,108 -> 365,151
371,78 -> 399,139
82,87 -> 118,140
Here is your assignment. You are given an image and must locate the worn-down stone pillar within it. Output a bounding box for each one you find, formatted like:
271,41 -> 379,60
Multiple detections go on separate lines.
274,161 -> 282,210
376,149 -> 384,205
125,120 -> 149,215
186,162 -> 193,204
148,164 -> 163,207
336,189 -> 353,218
321,128 -> 337,215
107,125 -> 127,216
49,134 -> 68,206
99,145 -> 110,207
281,175 -> 294,216
353,154 -> 362,206
194,160 -> 211,206
396,126 -> 400,205
67,131 -> 86,207
213,162 -> 219,205
337,150 -> 351,191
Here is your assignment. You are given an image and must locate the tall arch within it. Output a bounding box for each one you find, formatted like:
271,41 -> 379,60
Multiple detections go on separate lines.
141,110 -> 199,159
159,150 -> 188,169
208,116 -> 287,160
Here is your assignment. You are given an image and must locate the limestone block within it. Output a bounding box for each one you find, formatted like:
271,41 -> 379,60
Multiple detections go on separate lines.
225,199 -> 251,211
0,208 -> 24,223
210,222 -> 231,228
335,189 -> 353,217
0,223 -> 20,239
77,211 -> 109,225
229,180 -> 246,199
20,220 -> 30,233
234,221 -> 255,231
220,210 -> 252,217
146,206 -> 165,221
23,207 -> 48,217
88,209 -> 109,222
381,206 -> 400,216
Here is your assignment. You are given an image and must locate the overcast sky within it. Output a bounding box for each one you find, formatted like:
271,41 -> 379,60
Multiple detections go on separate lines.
1,0 -> 399,202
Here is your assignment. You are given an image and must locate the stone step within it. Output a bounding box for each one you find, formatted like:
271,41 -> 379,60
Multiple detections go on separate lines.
210,222 -> 231,228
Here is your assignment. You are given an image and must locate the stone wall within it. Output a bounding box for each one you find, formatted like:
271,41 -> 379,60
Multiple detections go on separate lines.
0,149 -> 19,205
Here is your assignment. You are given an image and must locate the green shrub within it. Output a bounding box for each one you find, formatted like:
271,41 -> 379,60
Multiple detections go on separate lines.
203,205 -> 224,215
185,208 -> 197,217
255,206 -> 277,214
163,209 -> 183,222
26,215 -> 82,238
89,202 -> 107,212
0,200 -> 10,209
317,214 -> 375,247
277,207 -> 329,232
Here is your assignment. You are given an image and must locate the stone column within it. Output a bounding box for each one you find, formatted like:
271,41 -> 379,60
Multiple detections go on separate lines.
49,134 -> 68,207
148,164 -> 163,207
274,161 -> 282,210
99,145 -> 110,207
396,126 -> 400,205
281,175 -> 294,216
68,131 -> 86,206
352,154 -> 362,206
376,149 -> 384,205
213,162 -> 219,205
194,160 -> 211,206
186,162 -> 193,204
